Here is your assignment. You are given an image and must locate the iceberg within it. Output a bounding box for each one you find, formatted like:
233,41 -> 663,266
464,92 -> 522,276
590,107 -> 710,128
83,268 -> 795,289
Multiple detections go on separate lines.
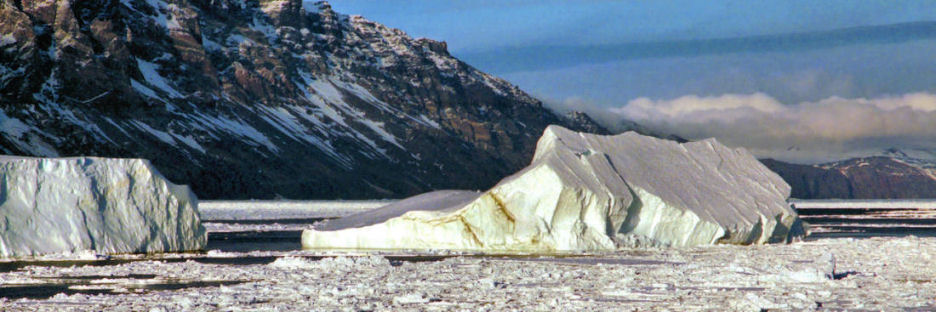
0,156 -> 206,258
303,126 -> 803,252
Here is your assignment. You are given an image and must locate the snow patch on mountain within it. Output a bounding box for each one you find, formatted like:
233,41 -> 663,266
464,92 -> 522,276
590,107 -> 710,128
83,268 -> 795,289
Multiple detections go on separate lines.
298,74 -> 403,152
0,65 -> 24,83
40,102 -> 113,144
0,108 -> 59,157
141,0 -> 170,29
171,132 -> 206,154
881,148 -> 936,166
0,34 -> 16,47
131,79 -> 163,101
131,120 -> 177,146
251,17 -> 278,42
136,58 -> 184,98
0,111 -> 32,139
225,33 -> 254,46
201,35 -> 223,51
256,105 -> 353,167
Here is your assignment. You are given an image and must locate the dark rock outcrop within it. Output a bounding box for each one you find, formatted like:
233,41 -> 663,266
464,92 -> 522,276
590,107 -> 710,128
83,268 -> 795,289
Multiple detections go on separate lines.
0,0 -> 603,199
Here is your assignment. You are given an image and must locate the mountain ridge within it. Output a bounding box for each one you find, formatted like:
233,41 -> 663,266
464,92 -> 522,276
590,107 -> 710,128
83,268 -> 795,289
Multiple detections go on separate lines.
0,0 -> 605,199
762,153 -> 936,199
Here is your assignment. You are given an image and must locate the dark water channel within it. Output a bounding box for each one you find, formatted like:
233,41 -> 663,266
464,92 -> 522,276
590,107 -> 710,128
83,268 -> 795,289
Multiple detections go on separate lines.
795,205 -> 936,240
0,276 -> 247,300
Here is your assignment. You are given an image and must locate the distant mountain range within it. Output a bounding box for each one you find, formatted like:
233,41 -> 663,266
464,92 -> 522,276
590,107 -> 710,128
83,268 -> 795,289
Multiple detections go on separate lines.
762,149 -> 936,199
0,0 -> 602,199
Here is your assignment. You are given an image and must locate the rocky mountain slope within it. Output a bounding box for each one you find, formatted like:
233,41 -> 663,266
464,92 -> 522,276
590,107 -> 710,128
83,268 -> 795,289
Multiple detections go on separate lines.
762,154 -> 936,199
0,0 -> 605,199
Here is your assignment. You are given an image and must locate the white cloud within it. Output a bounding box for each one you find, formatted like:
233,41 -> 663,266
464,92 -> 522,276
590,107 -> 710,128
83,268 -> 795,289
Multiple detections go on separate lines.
620,93 -> 784,120
607,92 -> 936,163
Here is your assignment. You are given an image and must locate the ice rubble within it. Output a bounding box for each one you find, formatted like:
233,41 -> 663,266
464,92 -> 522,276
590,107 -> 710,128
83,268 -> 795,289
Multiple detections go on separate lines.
0,156 -> 206,258
303,126 -> 802,251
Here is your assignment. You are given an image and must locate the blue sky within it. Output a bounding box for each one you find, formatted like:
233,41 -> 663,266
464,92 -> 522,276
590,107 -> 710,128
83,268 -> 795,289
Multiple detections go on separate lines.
330,1 -> 936,53
328,1 -> 936,162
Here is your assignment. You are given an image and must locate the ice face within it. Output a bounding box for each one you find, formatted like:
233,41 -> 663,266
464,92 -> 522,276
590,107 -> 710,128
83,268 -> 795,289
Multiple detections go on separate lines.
0,156 -> 206,258
302,126 -> 803,252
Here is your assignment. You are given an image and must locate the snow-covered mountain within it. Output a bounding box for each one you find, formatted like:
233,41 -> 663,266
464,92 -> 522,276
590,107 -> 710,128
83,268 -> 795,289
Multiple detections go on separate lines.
879,147 -> 936,169
762,152 -> 936,199
0,0 -> 604,199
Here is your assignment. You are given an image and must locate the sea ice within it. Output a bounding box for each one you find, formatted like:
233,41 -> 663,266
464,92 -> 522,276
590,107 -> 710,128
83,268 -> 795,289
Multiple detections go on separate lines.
303,126 -> 803,251
0,156 -> 206,258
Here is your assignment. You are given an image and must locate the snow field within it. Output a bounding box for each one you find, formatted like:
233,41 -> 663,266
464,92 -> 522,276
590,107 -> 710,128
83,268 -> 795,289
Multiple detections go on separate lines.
1,236 -> 934,311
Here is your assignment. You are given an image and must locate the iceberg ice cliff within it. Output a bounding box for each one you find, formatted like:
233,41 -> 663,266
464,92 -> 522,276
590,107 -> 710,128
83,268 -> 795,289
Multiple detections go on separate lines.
0,156 -> 206,258
303,126 -> 803,251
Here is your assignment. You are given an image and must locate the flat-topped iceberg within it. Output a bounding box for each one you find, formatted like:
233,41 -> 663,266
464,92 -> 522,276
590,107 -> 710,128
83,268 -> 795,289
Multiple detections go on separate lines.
303,126 -> 803,251
0,156 -> 206,258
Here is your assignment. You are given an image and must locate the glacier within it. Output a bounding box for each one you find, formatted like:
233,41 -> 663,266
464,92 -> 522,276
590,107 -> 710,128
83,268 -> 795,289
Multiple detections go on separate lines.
0,156 -> 206,258
303,126 -> 803,252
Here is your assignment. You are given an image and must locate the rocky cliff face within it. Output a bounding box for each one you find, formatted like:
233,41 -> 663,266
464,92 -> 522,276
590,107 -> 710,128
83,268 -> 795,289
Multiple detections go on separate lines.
0,0 -> 603,199
762,156 -> 936,199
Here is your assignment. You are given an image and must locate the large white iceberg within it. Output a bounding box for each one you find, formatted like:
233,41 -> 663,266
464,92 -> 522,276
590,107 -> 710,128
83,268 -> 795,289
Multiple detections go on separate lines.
0,156 -> 206,258
303,126 -> 803,252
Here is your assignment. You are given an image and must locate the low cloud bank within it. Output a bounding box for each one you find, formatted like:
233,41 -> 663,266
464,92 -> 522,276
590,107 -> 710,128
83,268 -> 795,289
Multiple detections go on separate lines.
552,93 -> 936,163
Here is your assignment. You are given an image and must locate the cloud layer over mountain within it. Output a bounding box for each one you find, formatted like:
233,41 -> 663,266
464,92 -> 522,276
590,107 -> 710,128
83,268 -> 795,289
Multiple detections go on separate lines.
603,93 -> 936,162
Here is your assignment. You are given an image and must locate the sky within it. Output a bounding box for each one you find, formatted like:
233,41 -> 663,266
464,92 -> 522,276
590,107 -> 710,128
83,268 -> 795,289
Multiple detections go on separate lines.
328,1 -> 936,163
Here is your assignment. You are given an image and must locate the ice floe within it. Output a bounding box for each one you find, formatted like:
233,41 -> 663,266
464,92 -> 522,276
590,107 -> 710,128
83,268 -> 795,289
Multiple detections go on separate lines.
303,126 -> 803,251
0,156 -> 205,258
